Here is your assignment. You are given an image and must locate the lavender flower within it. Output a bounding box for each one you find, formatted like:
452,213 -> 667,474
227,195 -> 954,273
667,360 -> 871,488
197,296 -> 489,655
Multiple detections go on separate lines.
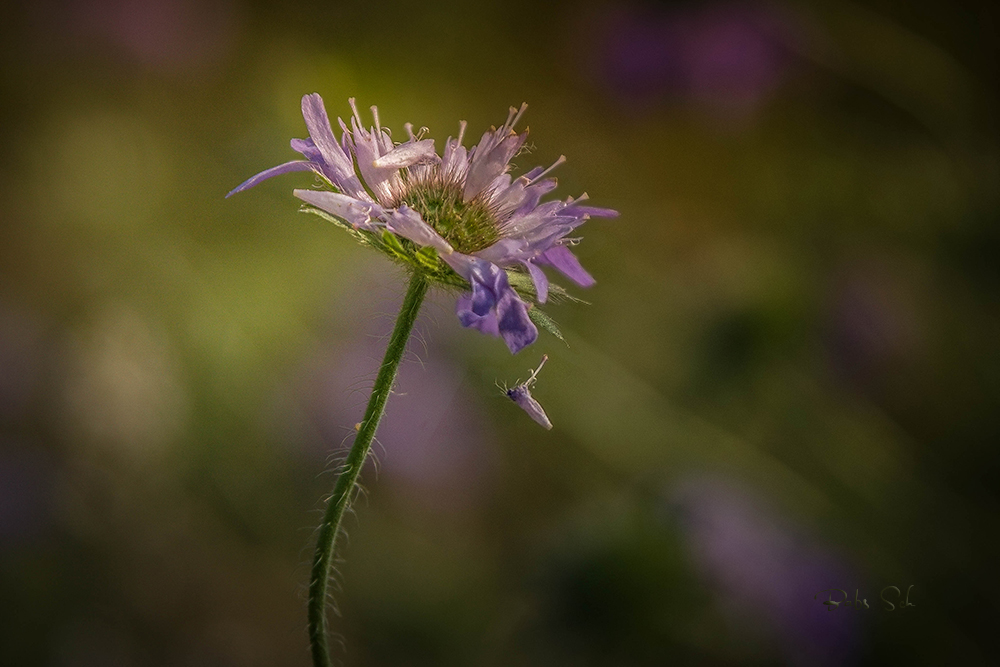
228,94 -> 617,353
502,354 -> 553,429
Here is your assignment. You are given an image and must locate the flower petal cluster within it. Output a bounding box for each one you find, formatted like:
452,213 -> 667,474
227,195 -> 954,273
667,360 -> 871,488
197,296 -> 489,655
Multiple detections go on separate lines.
228,94 -> 617,353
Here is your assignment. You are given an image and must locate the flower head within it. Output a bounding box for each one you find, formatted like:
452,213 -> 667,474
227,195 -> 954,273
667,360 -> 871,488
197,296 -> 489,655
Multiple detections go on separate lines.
228,94 -> 617,353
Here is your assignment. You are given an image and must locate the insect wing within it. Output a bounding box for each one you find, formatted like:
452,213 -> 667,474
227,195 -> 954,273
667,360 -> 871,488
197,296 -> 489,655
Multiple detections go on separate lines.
513,390 -> 553,430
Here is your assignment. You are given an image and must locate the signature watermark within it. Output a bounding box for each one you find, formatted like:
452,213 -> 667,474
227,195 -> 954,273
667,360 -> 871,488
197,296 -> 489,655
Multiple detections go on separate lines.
814,586 -> 916,612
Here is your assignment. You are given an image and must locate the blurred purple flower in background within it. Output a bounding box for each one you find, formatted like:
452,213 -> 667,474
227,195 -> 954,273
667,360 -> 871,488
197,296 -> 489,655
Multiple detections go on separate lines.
671,477 -> 861,666
286,279 -> 499,513
0,306 -> 43,424
824,256 -> 926,393
39,0 -> 238,73
0,443 -> 54,547
0,307 -> 54,547
583,1 -> 792,123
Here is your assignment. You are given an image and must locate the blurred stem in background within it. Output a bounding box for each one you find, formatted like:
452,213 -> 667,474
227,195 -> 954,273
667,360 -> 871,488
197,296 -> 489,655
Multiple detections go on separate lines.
307,271 -> 428,667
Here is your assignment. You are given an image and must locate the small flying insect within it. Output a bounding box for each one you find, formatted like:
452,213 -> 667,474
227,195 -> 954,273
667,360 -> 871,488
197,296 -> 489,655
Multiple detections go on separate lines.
501,354 -> 553,430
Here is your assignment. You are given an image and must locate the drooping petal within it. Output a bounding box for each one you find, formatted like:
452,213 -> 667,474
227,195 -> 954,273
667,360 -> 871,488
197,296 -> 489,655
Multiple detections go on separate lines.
523,260 -> 549,304
448,258 -> 536,353
226,160 -> 316,198
385,206 -> 454,254
470,273 -> 499,316
495,288 -> 537,353
457,287 -> 538,354
445,256 -> 504,304
293,189 -> 384,230
456,294 -> 500,336
536,245 -> 595,287
290,137 -> 322,161
452,260 -> 511,334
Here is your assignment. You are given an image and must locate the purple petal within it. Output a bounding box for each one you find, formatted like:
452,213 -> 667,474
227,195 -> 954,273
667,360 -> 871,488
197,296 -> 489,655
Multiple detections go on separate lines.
301,94 -> 368,198
456,294 -> 500,336
293,189 -> 383,230
495,289 -> 537,353
519,222 -> 574,249
490,176 -> 528,216
474,238 -> 528,264
450,258 -> 506,313
475,223 -> 570,264
345,103 -> 398,201
564,204 -> 619,218
441,125 -> 469,180
469,274 -> 498,316
450,259 -> 537,352
464,131 -> 528,201
501,200 -> 570,236
515,179 -> 559,216
438,251 -> 474,282
226,160 -> 316,198
523,260 -> 549,303
301,94 -> 349,170
439,253 -> 496,288
536,245 -> 595,287
385,206 -> 454,254
290,137 -> 321,161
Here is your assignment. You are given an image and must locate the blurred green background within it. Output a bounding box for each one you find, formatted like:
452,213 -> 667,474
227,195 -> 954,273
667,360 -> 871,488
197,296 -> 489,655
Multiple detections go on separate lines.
1,0 -> 998,664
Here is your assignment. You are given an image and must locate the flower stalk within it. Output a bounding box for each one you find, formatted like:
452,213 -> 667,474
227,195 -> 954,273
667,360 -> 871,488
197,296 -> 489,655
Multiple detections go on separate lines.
228,94 -> 617,663
307,270 -> 428,667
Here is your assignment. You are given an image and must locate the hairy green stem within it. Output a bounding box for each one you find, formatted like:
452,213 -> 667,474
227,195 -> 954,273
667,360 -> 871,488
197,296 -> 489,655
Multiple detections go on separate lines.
308,271 -> 428,667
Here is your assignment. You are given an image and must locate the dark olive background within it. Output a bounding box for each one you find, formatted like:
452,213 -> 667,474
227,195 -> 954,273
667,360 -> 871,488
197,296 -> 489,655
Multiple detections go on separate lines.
1,0 -> 997,665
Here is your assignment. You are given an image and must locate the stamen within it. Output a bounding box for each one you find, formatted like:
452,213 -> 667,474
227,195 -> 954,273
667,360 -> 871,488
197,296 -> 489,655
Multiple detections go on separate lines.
348,98 -> 361,126
503,106 -> 518,130
509,102 -> 528,131
456,120 -> 467,146
370,105 -> 381,134
528,155 -> 566,185
404,123 -> 416,141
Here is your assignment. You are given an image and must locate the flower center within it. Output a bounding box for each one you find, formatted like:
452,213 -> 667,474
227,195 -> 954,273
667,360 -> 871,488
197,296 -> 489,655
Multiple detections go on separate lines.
396,180 -> 500,254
